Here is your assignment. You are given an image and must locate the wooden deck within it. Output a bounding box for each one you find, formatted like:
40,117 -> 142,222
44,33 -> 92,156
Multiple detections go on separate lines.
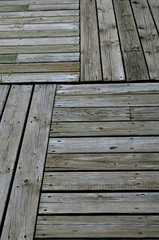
0,0 -> 159,240
0,83 -> 159,239
0,0 -> 159,82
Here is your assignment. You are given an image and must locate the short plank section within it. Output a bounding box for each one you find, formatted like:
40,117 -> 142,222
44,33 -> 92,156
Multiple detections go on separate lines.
0,85 -> 10,116
148,0 -> 159,32
35,215 -> 159,238
80,0 -> 102,81
113,0 -> 149,81
97,0 -> 125,81
0,85 -> 32,226
39,192 -> 159,214
43,171 -> 159,191
52,107 -> 130,121
1,85 -> 55,240
48,137 -> 159,153
46,153 -> 159,171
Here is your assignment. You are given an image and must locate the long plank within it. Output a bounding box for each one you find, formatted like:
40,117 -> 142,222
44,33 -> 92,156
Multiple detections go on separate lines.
35,215 -> 159,238
80,0 -> 102,81
0,44 -> 79,54
148,0 -> 159,32
45,153 -> 159,171
51,121 -> 159,137
0,85 -> 32,227
0,23 -> 79,30
39,192 -> 159,214
1,72 -> 79,83
0,0 -> 79,4
0,29 -> 79,39
0,62 -> 79,74
54,94 -> 159,107
97,0 -> 125,81
52,107 -> 130,121
0,85 -> 10,116
131,0 -> 159,80
0,16 -> 79,24
0,10 -> 79,19
0,37 -> 79,46
56,83 -> 159,95
48,137 -> 159,153
1,85 -> 56,240
43,171 -> 159,191
0,0 -> 79,5
113,0 -> 149,81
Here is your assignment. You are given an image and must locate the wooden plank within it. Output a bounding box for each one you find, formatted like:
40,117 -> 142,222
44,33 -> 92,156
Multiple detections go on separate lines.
131,0 -> 159,80
52,107 -> 130,122
0,10 -> 79,19
17,53 -> 80,63
0,44 -> 79,54
0,85 -> 10,116
48,137 -> 159,153
50,121 -> 159,137
43,171 -> 159,191
0,62 -> 79,74
131,107 -> 159,121
0,5 -> 29,12
29,4 -> 79,11
0,0 -> 79,5
54,94 -> 159,107
0,22 -> 79,30
113,0 -> 149,81
56,83 -> 159,95
0,16 -> 79,24
1,85 -> 56,240
39,192 -> 159,214
45,152 -> 159,171
35,215 -> 159,238
80,0 -> 102,81
0,29 -> 79,39
0,85 -> 32,227
148,0 -> 159,32
97,0 -> 125,81
1,72 -> 79,83
0,37 -> 79,46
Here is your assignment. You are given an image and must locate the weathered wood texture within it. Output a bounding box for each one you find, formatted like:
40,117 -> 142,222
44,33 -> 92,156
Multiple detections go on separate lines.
0,85 -> 32,227
80,0 -> 102,81
0,0 -> 80,83
1,85 -> 56,240
97,0 -> 125,81
36,83 -> 159,239
35,215 -> 159,238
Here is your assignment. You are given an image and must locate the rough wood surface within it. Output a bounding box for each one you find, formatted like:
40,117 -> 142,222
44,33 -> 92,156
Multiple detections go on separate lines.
0,85 -> 32,227
113,0 -> 149,81
97,0 -> 125,81
46,152 -> 159,171
39,192 -> 159,214
35,215 -> 159,238
80,0 -> 102,81
1,85 -> 56,240
131,0 -> 159,80
43,171 -> 159,191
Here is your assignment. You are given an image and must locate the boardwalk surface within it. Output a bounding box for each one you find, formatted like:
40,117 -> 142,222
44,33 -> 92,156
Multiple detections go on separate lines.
0,0 -> 159,240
